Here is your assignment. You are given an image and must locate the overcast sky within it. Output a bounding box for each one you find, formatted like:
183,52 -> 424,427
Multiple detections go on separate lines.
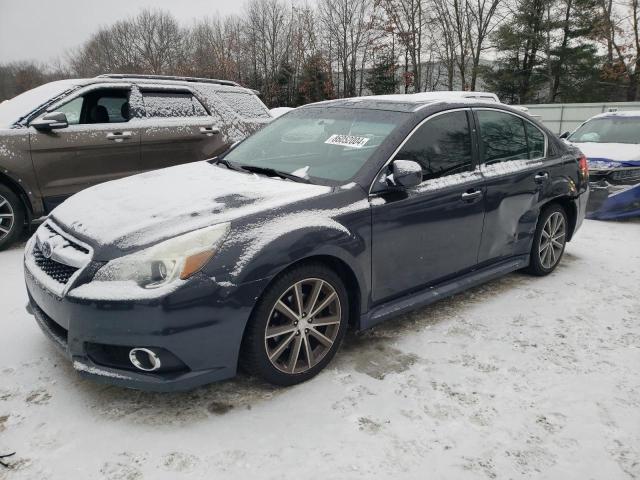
0,0 -> 248,64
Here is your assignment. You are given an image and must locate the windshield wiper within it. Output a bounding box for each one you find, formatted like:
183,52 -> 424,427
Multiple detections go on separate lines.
213,157 -> 242,171
239,165 -> 311,183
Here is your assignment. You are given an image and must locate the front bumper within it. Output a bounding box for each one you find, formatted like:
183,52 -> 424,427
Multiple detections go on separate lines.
25,259 -> 270,392
587,180 -> 640,220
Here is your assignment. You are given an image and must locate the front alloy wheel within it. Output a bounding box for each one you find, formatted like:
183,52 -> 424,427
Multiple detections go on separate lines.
265,278 -> 342,374
241,263 -> 348,386
0,185 -> 25,251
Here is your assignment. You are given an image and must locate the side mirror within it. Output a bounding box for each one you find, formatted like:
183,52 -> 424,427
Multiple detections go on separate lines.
31,112 -> 68,131
559,131 -> 570,139
391,160 -> 422,189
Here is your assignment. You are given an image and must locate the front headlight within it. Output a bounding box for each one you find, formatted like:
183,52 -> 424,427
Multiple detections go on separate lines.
92,223 -> 230,289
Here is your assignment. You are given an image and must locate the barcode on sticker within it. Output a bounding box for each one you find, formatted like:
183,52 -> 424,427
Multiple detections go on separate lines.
324,134 -> 370,148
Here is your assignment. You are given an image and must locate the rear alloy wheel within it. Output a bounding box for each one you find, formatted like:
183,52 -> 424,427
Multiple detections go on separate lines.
0,185 -> 25,251
242,264 -> 348,386
525,204 -> 568,276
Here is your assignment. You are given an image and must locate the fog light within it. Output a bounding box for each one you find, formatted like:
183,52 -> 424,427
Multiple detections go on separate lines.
129,348 -> 162,372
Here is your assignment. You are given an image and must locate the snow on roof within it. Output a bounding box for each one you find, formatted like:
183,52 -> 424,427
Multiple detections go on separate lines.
0,79 -> 82,126
308,91 -> 502,112
590,110 -> 640,119
360,91 -> 500,103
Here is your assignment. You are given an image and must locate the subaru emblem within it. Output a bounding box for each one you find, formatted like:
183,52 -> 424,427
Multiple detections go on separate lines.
41,240 -> 53,259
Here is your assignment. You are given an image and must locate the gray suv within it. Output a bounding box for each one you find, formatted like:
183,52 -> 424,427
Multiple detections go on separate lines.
0,74 -> 271,249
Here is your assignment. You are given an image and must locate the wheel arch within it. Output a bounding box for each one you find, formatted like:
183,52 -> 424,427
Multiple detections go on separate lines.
247,253 -> 365,332
541,196 -> 578,241
0,171 -> 34,222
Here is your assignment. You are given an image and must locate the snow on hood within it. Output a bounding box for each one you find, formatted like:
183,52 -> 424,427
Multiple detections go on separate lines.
572,142 -> 640,168
51,161 -> 330,251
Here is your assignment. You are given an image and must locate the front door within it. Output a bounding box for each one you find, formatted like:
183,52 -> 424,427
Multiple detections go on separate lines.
29,85 -> 143,211
371,109 -> 486,303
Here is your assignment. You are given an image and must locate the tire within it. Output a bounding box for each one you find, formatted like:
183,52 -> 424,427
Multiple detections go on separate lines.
0,184 -> 25,251
524,204 -> 568,276
240,262 -> 349,386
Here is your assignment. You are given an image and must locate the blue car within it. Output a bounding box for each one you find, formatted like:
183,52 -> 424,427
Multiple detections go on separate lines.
565,111 -> 640,220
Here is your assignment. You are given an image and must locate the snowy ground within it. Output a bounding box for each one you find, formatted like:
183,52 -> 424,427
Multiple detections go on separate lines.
1,219 -> 639,480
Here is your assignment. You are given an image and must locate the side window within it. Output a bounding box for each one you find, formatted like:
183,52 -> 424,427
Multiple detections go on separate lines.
525,122 -> 546,159
216,91 -> 271,119
55,97 -> 83,125
477,110 -> 528,164
395,111 -> 473,181
142,91 -> 208,118
49,89 -> 131,125
96,95 -> 130,123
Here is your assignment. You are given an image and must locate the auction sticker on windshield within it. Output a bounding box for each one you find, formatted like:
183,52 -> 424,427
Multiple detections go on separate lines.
325,134 -> 370,148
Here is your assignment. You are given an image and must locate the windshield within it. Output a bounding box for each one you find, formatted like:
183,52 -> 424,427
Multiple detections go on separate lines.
223,107 -> 406,185
0,80 -> 79,127
569,117 -> 640,144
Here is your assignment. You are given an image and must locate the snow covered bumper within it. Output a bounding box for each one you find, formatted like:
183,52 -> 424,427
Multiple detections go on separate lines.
586,160 -> 640,220
23,235 -> 270,392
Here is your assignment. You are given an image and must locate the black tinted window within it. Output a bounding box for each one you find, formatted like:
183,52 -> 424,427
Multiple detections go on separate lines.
525,122 -> 546,158
477,110 -> 528,164
395,111 -> 472,180
143,91 -> 208,118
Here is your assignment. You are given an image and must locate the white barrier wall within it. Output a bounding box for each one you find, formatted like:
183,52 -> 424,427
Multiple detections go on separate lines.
521,102 -> 640,134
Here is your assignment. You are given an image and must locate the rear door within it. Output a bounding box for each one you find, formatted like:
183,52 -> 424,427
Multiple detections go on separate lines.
370,109 -> 486,303
473,108 -> 553,263
29,85 -> 143,211
138,87 -> 226,169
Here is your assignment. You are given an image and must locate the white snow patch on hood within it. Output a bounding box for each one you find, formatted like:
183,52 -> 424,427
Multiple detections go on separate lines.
571,142 -> 640,162
51,162 -> 330,250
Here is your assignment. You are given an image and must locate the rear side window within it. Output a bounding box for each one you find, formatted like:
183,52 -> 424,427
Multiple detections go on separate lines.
477,110 -> 528,164
216,91 -> 270,119
525,122 -> 546,158
142,91 -> 208,118
395,110 -> 473,180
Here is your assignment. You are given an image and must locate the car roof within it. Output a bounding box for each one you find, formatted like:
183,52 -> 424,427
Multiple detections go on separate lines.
589,110 -> 640,120
69,74 -> 255,94
304,91 -> 502,113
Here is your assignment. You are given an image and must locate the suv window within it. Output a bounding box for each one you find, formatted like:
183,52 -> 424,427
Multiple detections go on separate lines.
56,97 -> 83,125
525,121 -> 546,158
142,91 -> 208,118
477,110 -> 529,164
394,110 -> 473,181
216,91 -> 271,119
49,88 -> 131,125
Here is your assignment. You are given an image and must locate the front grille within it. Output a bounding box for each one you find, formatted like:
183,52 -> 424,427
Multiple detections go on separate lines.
43,223 -> 89,254
610,168 -> 640,184
33,243 -> 79,284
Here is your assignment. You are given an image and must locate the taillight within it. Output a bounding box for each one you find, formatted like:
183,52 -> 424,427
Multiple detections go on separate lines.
578,154 -> 589,179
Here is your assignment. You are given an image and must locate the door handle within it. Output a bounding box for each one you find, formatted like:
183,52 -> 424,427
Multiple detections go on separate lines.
106,132 -> 132,141
200,126 -> 220,135
534,171 -> 549,183
461,189 -> 483,202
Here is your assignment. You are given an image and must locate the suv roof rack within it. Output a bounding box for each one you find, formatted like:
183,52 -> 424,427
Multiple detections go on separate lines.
96,74 -> 240,87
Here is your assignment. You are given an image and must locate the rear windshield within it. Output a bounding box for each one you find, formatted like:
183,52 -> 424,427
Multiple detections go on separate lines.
569,117 -> 640,144
223,107 -> 407,185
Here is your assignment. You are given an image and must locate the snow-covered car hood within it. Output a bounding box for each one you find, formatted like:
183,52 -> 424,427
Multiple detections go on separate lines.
571,142 -> 640,169
51,161 -> 331,253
